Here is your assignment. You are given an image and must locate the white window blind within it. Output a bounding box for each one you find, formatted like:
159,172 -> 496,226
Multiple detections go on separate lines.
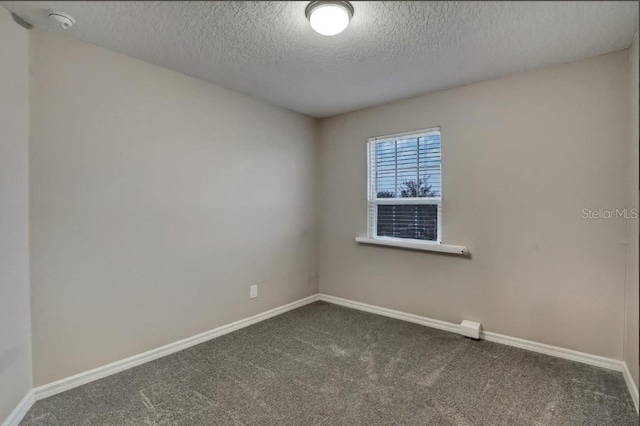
367,127 -> 442,243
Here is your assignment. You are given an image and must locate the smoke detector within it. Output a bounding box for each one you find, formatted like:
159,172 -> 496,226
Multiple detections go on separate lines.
48,11 -> 75,30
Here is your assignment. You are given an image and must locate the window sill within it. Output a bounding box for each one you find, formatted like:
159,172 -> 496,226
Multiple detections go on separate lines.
355,237 -> 469,255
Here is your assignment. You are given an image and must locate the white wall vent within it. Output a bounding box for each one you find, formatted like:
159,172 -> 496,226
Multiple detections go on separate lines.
460,320 -> 481,339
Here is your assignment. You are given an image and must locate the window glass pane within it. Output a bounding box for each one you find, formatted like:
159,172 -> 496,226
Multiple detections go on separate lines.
376,141 -> 396,197
418,135 -> 441,197
374,133 -> 441,199
376,204 -> 438,241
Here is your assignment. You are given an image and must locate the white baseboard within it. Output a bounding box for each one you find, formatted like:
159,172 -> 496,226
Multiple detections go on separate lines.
318,294 -> 625,372
480,330 -> 623,372
33,294 -> 319,400
622,361 -> 639,413
319,294 -> 640,410
12,291 -> 638,419
318,294 -> 460,334
1,391 -> 34,426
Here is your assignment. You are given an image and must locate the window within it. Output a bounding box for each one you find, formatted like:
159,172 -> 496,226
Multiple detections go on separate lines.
367,127 -> 442,244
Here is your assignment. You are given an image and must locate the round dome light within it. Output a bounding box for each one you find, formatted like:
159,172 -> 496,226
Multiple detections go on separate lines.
305,1 -> 353,36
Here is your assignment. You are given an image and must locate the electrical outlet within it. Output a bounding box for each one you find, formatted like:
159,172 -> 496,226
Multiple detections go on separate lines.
250,285 -> 258,299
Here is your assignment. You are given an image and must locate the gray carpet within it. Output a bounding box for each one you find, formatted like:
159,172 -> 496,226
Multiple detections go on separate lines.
21,302 -> 638,425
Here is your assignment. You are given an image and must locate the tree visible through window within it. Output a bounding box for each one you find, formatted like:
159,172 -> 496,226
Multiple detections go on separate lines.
367,128 -> 442,242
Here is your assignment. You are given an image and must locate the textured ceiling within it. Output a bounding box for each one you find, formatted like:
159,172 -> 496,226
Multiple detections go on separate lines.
2,1 -> 638,117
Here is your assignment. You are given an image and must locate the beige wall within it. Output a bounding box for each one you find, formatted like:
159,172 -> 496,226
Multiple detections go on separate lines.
0,8 -> 32,422
624,33 -> 639,389
13,17 -> 637,394
29,31 -> 318,386
318,51 -> 630,359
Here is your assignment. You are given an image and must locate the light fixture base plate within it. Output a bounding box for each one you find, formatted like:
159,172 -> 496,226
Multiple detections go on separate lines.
305,1 -> 354,20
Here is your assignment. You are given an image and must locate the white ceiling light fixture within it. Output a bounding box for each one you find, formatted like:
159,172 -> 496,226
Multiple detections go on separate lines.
305,1 -> 353,36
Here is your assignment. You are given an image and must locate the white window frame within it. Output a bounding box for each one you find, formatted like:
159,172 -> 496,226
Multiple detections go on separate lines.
366,127 -> 442,245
